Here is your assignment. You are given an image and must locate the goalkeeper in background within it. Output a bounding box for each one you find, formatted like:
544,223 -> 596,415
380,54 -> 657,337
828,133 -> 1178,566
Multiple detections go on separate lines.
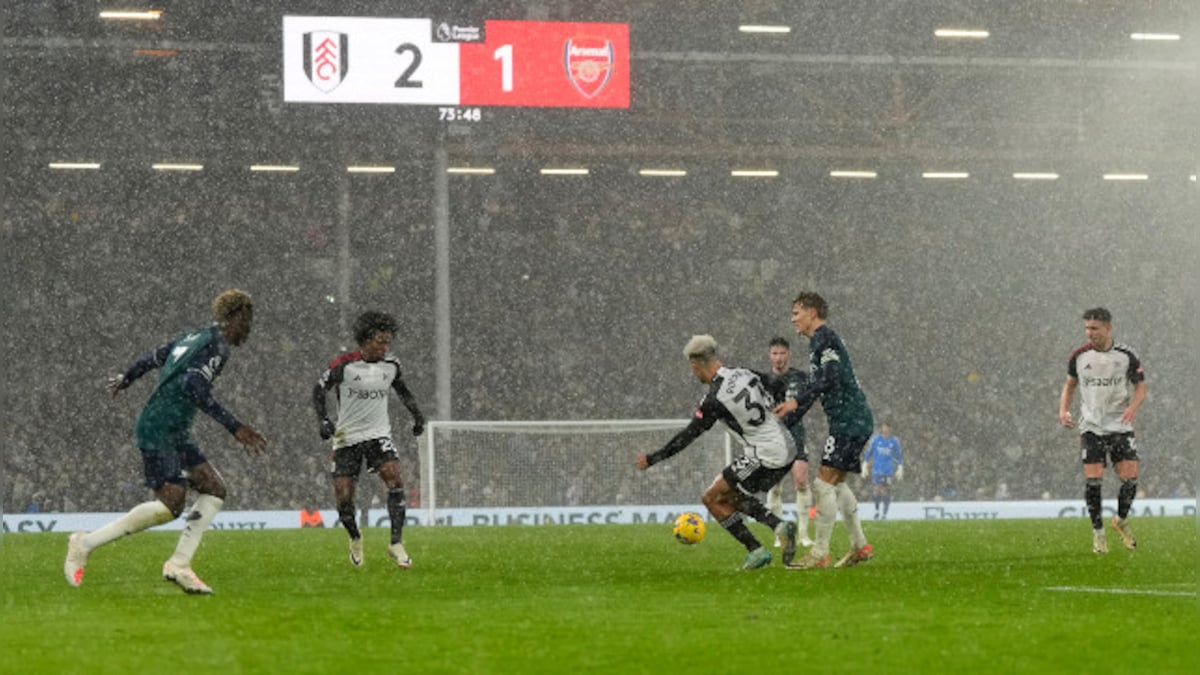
313,311 -> 426,570
863,423 -> 903,520
635,335 -> 799,571
64,289 -> 268,594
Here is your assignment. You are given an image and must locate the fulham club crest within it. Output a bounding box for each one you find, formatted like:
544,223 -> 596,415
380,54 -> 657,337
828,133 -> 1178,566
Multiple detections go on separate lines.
564,37 -> 614,99
303,31 -> 349,93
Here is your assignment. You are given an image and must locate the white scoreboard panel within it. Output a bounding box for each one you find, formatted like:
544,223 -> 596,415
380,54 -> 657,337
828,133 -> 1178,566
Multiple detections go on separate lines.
283,16 -> 461,105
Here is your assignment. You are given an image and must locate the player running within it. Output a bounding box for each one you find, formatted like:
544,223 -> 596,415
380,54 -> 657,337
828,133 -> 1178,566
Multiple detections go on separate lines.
313,311 -> 426,569
635,335 -> 799,571
64,289 -> 268,594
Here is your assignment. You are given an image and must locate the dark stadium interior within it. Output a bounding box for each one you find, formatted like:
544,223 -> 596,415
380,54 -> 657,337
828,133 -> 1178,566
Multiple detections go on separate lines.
2,1 -> 1196,513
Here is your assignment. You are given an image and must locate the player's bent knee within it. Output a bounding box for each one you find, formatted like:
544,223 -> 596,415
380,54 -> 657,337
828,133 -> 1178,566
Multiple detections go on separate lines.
701,489 -> 729,509
160,497 -> 185,518
203,483 -> 228,500
155,484 -> 187,516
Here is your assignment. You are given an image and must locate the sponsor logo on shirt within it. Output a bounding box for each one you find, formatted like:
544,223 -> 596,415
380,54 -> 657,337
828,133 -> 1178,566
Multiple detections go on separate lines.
1082,375 -> 1124,387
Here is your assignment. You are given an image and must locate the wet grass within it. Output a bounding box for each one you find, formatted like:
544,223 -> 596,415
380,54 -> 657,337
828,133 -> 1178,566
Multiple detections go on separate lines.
1,517 -> 1194,673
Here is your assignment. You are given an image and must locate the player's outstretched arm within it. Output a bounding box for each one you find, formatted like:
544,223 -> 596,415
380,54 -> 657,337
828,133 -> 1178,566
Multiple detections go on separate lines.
234,424 -> 268,455
182,370 -> 247,437
643,416 -> 710,468
107,343 -> 173,397
106,374 -> 129,398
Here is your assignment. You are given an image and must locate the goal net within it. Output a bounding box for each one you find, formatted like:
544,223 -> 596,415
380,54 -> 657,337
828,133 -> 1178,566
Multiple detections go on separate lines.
421,420 -> 733,524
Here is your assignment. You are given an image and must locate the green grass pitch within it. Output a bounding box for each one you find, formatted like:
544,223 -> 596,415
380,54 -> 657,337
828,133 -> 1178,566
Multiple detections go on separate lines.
1,517 -> 1194,674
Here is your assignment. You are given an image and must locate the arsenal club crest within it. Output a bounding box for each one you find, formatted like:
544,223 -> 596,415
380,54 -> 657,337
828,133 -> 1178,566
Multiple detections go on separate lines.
564,37 -> 614,99
303,31 -> 349,93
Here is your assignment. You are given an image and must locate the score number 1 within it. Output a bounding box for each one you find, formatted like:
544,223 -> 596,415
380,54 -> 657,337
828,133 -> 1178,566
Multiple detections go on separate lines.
493,44 -> 513,92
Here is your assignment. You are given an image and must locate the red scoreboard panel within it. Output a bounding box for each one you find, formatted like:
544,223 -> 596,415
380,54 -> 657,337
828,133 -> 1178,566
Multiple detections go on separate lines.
460,21 -> 629,108
282,16 -> 629,109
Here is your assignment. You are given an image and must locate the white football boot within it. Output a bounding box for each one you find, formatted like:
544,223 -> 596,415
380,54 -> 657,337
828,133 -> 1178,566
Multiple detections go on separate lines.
163,561 -> 214,594
64,532 -> 90,587
387,542 -> 412,569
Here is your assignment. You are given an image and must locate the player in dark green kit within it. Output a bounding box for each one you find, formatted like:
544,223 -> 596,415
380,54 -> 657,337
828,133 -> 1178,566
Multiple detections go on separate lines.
773,292 -> 875,569
64,289 -> 267,594
765,337 -> 815,547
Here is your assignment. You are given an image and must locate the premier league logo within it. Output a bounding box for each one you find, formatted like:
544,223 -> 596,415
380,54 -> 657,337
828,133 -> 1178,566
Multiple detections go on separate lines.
303,31 -> 349,93
564,37 -> 614,99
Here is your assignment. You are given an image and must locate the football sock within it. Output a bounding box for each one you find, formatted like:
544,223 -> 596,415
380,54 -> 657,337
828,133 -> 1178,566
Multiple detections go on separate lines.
1117,478 -> 1138,520
738,495 -> 783,530
387,487 -> 407,545
882,493 -> 892,517
811,478 -> 837,557
796,486 -> 811,537
80,500 -> 175,551
338,500 -> 361,540
835,482 -> 868,551
1085,477 -> 1103,529
719,513 -> 761,552
766,483 -> 784,519
168,494 -> 223,568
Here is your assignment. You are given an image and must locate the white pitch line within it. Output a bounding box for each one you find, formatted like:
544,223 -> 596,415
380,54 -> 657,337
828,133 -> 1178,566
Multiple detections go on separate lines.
1045,586 -> 1196,598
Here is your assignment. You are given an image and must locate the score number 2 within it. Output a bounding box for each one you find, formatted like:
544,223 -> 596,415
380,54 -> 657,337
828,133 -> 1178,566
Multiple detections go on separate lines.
394,43 -> 514,92
394,43 -> 423,88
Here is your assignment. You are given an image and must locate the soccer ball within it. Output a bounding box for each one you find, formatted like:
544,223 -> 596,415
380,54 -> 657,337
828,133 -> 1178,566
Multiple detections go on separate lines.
673,512 -> 706,545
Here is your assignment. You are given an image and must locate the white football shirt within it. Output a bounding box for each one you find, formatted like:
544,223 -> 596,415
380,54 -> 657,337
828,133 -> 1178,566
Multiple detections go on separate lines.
317,353 -> 404,449
1068,343 -> 1145,435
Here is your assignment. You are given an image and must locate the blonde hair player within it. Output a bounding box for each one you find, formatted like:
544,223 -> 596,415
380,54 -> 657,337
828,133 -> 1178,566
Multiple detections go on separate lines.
65,289 -> 268,594
636,335 -> 800,571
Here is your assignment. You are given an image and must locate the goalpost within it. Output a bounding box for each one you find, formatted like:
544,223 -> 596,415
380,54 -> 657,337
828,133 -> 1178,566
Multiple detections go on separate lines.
421,420 -> 733,525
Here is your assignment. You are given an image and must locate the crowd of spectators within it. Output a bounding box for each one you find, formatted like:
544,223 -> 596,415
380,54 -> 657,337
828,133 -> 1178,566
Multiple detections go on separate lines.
2,165 -> 1195,515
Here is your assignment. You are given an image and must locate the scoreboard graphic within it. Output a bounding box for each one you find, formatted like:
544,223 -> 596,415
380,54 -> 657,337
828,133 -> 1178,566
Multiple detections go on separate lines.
283,16 -> 630,108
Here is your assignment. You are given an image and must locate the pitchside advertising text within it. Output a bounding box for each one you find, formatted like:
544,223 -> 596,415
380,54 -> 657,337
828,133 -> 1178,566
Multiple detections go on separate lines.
3,499 -> 1193,533
283,16 -> 630,108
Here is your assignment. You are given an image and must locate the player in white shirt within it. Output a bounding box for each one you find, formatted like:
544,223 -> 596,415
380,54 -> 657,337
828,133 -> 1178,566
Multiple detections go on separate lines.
1058,307 -> 1146,554
635,335 -> 799,571
313,311 -> 426,569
